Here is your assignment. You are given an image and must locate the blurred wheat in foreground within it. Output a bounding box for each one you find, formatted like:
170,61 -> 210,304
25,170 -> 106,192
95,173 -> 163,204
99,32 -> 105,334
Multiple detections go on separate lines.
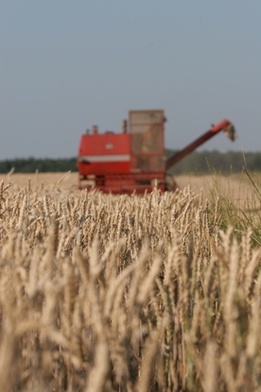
0,179 -> 261,392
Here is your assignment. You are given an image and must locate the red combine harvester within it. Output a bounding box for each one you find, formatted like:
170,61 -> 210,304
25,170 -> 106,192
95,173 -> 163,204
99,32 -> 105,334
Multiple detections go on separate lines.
77,110 -> 236,194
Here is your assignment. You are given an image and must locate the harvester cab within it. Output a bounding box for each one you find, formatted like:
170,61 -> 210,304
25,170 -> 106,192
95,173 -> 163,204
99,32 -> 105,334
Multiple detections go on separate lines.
77,110 -> 236,194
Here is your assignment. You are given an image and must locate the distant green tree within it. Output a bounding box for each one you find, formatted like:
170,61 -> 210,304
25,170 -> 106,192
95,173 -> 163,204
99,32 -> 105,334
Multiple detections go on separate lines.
0,152 -> 261,174
0,158 -> 77,174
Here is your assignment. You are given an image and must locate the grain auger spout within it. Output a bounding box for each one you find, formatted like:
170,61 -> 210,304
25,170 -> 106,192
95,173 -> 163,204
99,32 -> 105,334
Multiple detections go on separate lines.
166,119 -> 237,171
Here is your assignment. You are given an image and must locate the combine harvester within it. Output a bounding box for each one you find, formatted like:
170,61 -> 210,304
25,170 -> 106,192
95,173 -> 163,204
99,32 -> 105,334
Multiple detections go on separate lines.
77,110 -> 236,194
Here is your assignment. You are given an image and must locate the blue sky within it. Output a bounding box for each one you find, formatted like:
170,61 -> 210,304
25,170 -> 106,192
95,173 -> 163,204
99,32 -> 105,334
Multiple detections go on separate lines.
1,1 -> 260,159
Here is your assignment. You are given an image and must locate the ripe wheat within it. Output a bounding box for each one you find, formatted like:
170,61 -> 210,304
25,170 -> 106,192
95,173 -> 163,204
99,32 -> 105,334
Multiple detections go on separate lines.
0,178 -> 260,391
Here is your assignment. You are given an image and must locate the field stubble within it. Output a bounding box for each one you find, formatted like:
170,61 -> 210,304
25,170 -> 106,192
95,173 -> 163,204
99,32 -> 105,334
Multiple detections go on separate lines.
0,172 -> 261,391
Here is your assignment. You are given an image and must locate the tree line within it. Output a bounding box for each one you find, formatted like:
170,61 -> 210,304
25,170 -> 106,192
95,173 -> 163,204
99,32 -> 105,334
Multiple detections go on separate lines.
167,150 -> 261,175
0,151 -> 260,174
0,157 -> 77,174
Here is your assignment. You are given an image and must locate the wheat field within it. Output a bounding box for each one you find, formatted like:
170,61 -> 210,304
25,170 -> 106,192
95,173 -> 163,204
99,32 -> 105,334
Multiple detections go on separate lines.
0,172 -> 260,391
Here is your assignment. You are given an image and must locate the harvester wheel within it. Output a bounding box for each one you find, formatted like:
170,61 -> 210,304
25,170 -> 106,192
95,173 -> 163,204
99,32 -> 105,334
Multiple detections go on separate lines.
165,175 -> 178,191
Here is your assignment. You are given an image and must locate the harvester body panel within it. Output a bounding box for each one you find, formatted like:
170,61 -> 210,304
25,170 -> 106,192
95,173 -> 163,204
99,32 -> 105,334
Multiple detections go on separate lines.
77,110 -> 166,193
129,110 -> 165,173
78,133 -> 131,175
